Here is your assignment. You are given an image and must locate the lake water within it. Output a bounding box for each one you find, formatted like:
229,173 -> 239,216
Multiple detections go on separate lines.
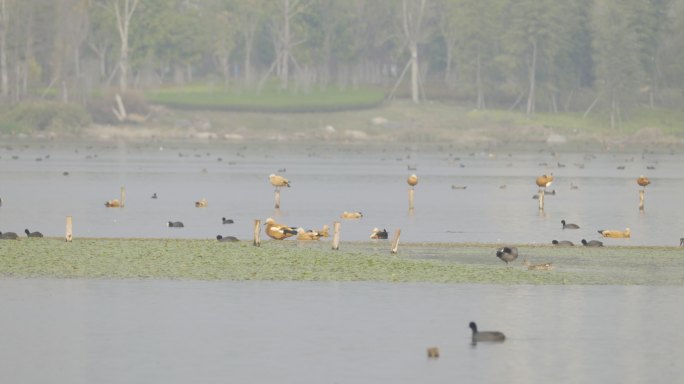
1,140 -> 682,246
1,278 -> 683,384
2,141 -> 684,383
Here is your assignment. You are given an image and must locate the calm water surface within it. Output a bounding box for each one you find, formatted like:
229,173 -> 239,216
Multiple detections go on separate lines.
1,279 -> 683,384
0,140 -> 683,245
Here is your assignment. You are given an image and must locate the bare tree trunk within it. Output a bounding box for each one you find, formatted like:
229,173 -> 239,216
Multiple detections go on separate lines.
243,25 -> 255,86
476,43 -> 484,109
0,0 -> 8,100
610,93 -> 616,130
280,0 -> 290,89
410,41 -> 419,104
444,42 -> 452,85
526,38 -> 537,115
111,0 -> 140,92
218,54 -> 230,88
402,0 -> 427,104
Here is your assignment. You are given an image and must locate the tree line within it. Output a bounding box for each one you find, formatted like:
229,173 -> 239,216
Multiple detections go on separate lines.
0,0 -> 682,125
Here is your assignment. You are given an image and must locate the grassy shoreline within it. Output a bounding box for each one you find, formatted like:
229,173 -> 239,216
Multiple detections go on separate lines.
3,96 -> 684,146
1,238 -> 683,285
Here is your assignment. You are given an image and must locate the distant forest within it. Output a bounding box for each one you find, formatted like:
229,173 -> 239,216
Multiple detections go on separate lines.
1,0 -> 682,122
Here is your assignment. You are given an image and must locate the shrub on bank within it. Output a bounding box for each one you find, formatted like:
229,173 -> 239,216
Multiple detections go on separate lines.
86,90 -> 150,124
0,101 -> 91,134
146,84 -> 386,112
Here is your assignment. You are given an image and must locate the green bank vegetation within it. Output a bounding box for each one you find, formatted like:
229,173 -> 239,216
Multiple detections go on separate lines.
146,84 -> 386,112
1,238 -> 683,285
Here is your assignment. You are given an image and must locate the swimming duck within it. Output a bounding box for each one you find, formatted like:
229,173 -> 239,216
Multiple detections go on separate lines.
407,174 -> 418,187
296,227 -> 322,241
216,235 -> 239,242
105,199 -> 121,207
167,221 -> 184,228
264,217 -> 298,240
598,228 -> 630,238
370,228 -> 389,239
341,211 -> 363,219
523,259 -> 554,271
581,239 -> 603,247
195,198 -> 208,208
24,229 -> 43,238
151,193 -> 158,199
552,240 -> 574,246
496,246 -> 518,265
469,322 -> 505,343
636,175 -> 650,189
222,217 -> 234,224
0,231 -> 18,239
535,174 -> 554,189
561,220 -> 580,229
269,174 -> 290,189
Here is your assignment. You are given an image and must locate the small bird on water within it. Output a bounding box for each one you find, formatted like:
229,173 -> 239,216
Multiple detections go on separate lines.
561,220 -> 580,229
340,211 -> 363,219
469,322 -> 505,343
598,228 -> 630,238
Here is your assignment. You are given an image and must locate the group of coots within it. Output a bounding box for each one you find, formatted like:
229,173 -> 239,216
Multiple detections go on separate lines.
0,229 -> 43,240
166,217 -> 237,242
495,217 -> 612,267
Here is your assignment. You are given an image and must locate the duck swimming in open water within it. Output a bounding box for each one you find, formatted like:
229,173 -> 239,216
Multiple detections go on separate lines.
561,220 -> 580,229
340,211 -> 363,219
469,322 -> 505,343
598,228 -> 630,238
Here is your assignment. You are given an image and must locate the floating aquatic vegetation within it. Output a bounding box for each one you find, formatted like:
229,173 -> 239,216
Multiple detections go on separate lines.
0,238 -> 682,285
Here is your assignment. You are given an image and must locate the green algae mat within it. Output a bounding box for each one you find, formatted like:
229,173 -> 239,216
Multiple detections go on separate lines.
1,238 -> 683,285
